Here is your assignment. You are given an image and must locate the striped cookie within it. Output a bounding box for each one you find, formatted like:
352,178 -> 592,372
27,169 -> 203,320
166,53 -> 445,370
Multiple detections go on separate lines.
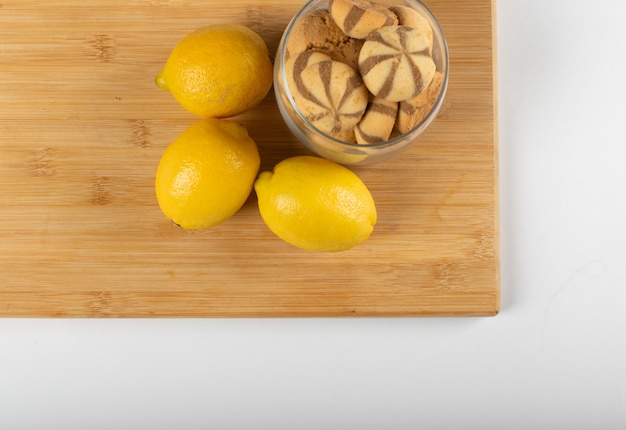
329,0 -> 398,39
359,25 -> 436,102
286,50 -> 333,96
396,71 -> 444,134
292,59 -> 368,139
389,5 -> 434,54
355,96 -> 398,144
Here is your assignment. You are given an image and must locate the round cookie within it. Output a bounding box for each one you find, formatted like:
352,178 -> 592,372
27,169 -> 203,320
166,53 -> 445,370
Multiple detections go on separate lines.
292,59 -> 368,139
358,25 -> 436,102
285,50 -> 333,96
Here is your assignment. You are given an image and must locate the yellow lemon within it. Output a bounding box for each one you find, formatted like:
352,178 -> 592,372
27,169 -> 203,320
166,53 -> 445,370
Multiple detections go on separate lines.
155,118 -> 260,229
254,156 -> 377,252
156,24 -> 273,118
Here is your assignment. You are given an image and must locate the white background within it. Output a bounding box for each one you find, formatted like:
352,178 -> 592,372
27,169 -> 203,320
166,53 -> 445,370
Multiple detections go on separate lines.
2,1 -> 626,428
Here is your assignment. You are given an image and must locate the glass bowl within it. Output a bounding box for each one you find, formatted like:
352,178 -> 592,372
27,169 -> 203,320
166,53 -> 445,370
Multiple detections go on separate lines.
273,0 -> 449,165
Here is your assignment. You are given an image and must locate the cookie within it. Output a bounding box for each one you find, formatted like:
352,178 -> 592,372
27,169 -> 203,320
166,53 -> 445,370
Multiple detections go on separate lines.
286,50 -> 332,94
355,96 -> 398,144
396,71 -> 444,134
358,25 -> 436,102
329,0 -> 398,39
292,59 -> 368,139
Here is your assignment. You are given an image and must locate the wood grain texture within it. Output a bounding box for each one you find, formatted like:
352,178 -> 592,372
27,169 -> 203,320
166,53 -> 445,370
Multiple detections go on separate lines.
0,0 -> 499,317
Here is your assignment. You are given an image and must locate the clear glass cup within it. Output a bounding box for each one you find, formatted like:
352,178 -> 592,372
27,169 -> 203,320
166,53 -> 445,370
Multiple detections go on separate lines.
274,0 -> 449,165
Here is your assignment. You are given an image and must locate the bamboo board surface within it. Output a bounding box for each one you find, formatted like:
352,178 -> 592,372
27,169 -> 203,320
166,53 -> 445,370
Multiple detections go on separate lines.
0,0 -> 499,317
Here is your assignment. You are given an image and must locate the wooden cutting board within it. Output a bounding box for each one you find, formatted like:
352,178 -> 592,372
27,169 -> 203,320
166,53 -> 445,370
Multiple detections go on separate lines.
0,0 -> 499,317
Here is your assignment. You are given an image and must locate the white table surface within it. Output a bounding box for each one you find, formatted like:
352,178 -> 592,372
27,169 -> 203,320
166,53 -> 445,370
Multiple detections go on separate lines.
2,1 -> 625,428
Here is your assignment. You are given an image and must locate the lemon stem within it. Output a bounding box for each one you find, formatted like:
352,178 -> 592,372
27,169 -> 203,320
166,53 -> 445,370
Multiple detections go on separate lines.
155,71 -> 168,90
